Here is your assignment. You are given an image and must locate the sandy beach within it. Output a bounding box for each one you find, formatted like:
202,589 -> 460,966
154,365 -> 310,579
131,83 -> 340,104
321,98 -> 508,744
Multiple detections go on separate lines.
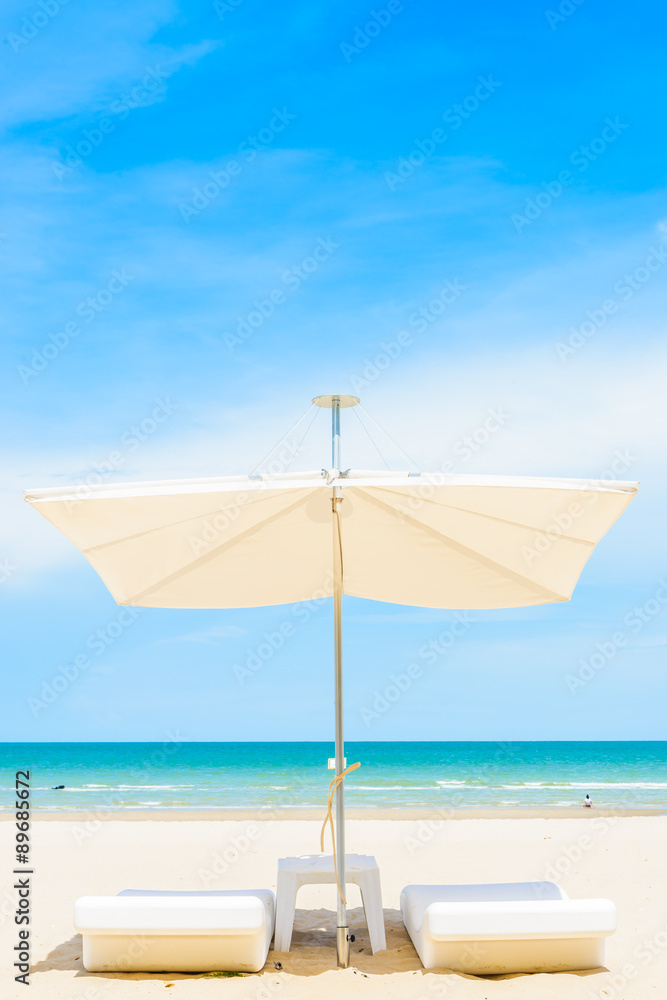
2,813 -> 666,999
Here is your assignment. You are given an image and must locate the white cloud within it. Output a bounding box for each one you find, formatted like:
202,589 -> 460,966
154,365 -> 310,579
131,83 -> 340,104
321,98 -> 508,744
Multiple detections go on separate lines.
2,2 -> 219,128
157,624 -> 247,644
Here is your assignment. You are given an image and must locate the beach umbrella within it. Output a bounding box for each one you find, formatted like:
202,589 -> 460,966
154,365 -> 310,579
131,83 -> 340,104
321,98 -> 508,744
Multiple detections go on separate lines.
24,394 -> 638,967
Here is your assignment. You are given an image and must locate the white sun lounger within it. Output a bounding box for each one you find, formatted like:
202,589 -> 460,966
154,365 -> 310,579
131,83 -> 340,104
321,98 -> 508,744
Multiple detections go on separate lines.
400,881 -> 616,974
74,889 -> 275,973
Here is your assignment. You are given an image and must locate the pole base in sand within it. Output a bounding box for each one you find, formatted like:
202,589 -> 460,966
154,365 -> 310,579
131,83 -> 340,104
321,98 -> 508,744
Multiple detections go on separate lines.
336,925 -> 350,968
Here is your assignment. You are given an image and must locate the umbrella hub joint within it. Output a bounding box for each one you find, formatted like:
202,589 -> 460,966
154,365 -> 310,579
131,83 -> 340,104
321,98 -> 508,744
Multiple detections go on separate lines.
325,467 -> 349,485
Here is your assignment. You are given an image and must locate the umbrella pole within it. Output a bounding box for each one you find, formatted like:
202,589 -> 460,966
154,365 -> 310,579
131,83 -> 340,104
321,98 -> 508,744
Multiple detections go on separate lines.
331,396 -> 349,969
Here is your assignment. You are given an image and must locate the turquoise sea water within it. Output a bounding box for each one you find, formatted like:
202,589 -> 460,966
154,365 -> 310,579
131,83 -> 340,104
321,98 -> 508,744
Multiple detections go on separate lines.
2,742 -> 666,813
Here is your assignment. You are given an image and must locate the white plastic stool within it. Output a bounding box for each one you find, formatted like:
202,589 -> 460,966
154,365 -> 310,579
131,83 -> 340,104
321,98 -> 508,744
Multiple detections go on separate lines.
274,854 -> 386,953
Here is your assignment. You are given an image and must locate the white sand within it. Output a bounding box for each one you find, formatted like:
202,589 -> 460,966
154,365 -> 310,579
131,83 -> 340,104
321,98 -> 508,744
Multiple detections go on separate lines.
2,815 -> 666,999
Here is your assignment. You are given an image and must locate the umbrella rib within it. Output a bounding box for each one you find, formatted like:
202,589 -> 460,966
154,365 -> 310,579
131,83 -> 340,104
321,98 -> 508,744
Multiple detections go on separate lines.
357,489 -> 577,602
366,484 -> 595,545
118,491 -> 316,606
84,489 -> 308,554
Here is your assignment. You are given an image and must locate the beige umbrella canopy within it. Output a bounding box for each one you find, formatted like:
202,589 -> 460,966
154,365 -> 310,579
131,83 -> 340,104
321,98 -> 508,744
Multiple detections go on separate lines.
25,469 -> 636,610
23,394 -> 638,966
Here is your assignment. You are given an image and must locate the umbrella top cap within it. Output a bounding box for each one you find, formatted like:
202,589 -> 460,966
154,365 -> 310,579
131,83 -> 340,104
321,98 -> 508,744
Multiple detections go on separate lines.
312,394 -> 360,409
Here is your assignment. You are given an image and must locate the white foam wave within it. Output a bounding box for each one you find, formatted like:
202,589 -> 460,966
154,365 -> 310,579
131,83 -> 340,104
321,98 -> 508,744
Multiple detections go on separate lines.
501,782 -> 667,790
353,785 -> 436,790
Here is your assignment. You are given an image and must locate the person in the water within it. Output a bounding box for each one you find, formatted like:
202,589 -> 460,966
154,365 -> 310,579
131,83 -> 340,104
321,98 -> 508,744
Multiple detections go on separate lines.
52,785 -> 65,790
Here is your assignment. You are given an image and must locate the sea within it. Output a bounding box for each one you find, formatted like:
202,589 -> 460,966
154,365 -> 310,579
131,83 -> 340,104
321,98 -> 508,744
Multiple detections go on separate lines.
2,742 -> 666,814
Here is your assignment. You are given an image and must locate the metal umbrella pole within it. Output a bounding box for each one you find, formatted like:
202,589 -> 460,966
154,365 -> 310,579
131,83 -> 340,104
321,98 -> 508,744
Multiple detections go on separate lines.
332,396 -> 347,968
313,392 -> 359,968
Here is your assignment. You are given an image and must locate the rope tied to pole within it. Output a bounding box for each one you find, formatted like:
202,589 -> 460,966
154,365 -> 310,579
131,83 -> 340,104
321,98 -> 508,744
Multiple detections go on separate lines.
320,761 -> 360,903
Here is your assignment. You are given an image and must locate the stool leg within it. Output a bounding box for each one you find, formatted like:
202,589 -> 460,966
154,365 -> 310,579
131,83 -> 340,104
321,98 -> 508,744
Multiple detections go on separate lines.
359,870 -> 386,953
274,872 -> 299,953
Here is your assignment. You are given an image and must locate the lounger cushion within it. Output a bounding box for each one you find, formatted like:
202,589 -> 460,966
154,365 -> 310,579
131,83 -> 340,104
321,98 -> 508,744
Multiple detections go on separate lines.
74,889 -> 275,973
401,882 -> 616,974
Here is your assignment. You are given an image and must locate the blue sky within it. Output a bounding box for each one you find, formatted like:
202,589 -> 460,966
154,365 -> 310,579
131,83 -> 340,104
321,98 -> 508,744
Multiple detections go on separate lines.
1,0 -> 666,742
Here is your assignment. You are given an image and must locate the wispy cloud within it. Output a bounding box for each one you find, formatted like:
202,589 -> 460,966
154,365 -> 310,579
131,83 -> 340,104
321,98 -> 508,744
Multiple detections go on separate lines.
2,1 -> 219,128
161,625 -> 248,644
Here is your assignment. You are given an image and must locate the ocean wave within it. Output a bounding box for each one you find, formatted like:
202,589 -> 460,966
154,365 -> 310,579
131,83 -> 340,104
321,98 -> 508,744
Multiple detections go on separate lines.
501,782 -> 549,788
566,782 -> 667,789
26,784 -> 200,792
353,785 -> 437,790
501,782 -> 667,790
115,784 -> 197,790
